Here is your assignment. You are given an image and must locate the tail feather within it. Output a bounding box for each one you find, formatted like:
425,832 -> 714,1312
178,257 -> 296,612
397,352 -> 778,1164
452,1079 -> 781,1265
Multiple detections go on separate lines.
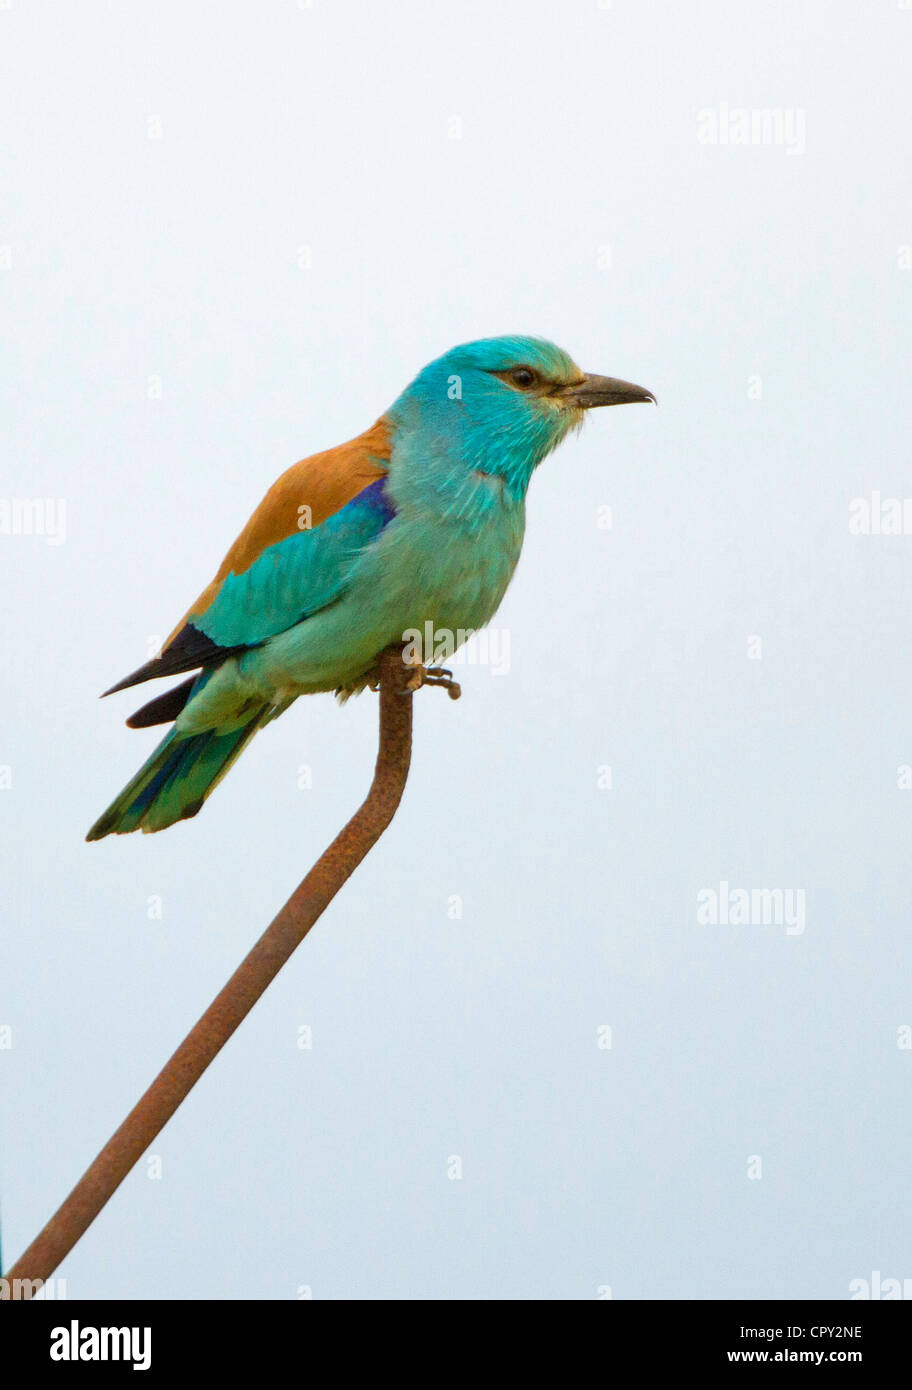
126,676 -> 198,729
87,708 -> 266,840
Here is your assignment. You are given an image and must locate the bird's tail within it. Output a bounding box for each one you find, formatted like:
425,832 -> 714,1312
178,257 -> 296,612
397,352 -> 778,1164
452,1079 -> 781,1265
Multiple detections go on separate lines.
86,701 -> 267,841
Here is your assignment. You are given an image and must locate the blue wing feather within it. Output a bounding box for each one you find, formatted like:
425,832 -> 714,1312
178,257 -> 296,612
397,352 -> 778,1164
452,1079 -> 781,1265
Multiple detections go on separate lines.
193,477 -> 396,649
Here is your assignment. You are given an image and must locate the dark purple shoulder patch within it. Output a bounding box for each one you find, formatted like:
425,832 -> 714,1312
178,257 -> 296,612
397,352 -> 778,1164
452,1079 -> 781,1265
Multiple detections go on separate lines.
356,474 -> 397,525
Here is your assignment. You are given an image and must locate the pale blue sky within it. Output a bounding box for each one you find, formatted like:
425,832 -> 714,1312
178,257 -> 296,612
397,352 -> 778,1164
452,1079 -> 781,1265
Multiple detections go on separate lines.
2,0 -> 911,1299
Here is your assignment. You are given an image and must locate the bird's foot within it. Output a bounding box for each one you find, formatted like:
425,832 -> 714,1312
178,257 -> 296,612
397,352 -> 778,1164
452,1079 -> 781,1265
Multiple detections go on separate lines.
363,649 -> 462,699
403,663 -> 462,701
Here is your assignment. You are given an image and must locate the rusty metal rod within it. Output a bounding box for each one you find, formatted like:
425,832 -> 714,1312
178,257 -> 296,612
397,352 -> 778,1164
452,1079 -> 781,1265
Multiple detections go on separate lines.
2,645 -> 414,1298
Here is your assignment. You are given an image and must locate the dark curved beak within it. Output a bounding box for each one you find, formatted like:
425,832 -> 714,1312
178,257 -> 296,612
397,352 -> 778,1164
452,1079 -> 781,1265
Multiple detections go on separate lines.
557,374 -> 656,408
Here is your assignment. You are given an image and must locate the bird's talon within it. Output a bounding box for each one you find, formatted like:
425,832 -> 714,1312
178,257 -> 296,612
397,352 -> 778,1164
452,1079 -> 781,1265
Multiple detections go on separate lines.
420,666 -> 462,699
392,662 -> 462,700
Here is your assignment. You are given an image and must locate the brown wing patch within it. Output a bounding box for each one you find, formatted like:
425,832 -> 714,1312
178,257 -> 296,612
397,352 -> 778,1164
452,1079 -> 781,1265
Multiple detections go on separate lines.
164,417 -> 392,647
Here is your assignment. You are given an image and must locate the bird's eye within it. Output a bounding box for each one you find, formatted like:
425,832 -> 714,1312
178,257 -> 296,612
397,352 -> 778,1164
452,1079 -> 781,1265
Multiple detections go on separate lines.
510,367 -> 537,390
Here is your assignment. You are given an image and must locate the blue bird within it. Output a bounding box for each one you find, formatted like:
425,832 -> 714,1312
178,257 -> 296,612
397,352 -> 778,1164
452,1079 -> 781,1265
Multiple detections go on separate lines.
87,335 -> 654,838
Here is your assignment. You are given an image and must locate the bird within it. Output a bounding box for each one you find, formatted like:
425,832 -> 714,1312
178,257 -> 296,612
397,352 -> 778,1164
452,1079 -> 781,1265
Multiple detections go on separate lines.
87,335 -> 654,839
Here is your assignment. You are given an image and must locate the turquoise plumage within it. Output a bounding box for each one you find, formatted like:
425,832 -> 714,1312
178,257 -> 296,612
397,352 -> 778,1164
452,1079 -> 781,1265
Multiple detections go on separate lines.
88,336 -> 653,838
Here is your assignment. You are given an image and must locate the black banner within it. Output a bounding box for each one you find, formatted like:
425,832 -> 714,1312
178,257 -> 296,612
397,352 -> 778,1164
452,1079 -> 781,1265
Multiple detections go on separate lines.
0,1298 -> 905,1374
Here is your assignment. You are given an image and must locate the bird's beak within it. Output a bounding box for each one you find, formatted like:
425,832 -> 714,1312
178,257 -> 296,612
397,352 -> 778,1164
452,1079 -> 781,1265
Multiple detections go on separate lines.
556,374 -> 656,408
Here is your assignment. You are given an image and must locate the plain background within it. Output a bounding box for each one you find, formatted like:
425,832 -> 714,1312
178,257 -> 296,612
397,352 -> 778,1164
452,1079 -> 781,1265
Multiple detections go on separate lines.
2,0 -> 911,1299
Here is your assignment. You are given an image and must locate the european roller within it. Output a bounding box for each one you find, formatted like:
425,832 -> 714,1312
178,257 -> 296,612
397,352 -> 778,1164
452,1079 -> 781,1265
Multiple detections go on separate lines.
87,336 -> 653,839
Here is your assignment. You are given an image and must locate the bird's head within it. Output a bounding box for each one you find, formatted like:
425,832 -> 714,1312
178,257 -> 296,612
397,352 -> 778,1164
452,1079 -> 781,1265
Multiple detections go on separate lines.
388,335 -> 654,501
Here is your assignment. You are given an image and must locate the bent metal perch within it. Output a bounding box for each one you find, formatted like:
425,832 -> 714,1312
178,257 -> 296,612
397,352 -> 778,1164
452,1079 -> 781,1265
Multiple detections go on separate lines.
3,646 -> 424,1297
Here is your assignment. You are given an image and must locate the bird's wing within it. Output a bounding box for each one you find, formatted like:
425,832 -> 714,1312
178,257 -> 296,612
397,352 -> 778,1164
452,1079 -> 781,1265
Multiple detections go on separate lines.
106,419 -> 393,694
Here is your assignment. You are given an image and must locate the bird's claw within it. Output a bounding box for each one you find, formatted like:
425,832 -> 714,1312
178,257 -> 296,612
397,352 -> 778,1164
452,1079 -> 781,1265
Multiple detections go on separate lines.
423,667 -> 462,700
402,664 -> 462,700
362,657 -> 461,700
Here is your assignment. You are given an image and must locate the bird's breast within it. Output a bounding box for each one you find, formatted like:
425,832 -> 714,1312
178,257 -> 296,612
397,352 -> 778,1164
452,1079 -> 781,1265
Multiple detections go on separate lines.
363,486 -> 526,638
